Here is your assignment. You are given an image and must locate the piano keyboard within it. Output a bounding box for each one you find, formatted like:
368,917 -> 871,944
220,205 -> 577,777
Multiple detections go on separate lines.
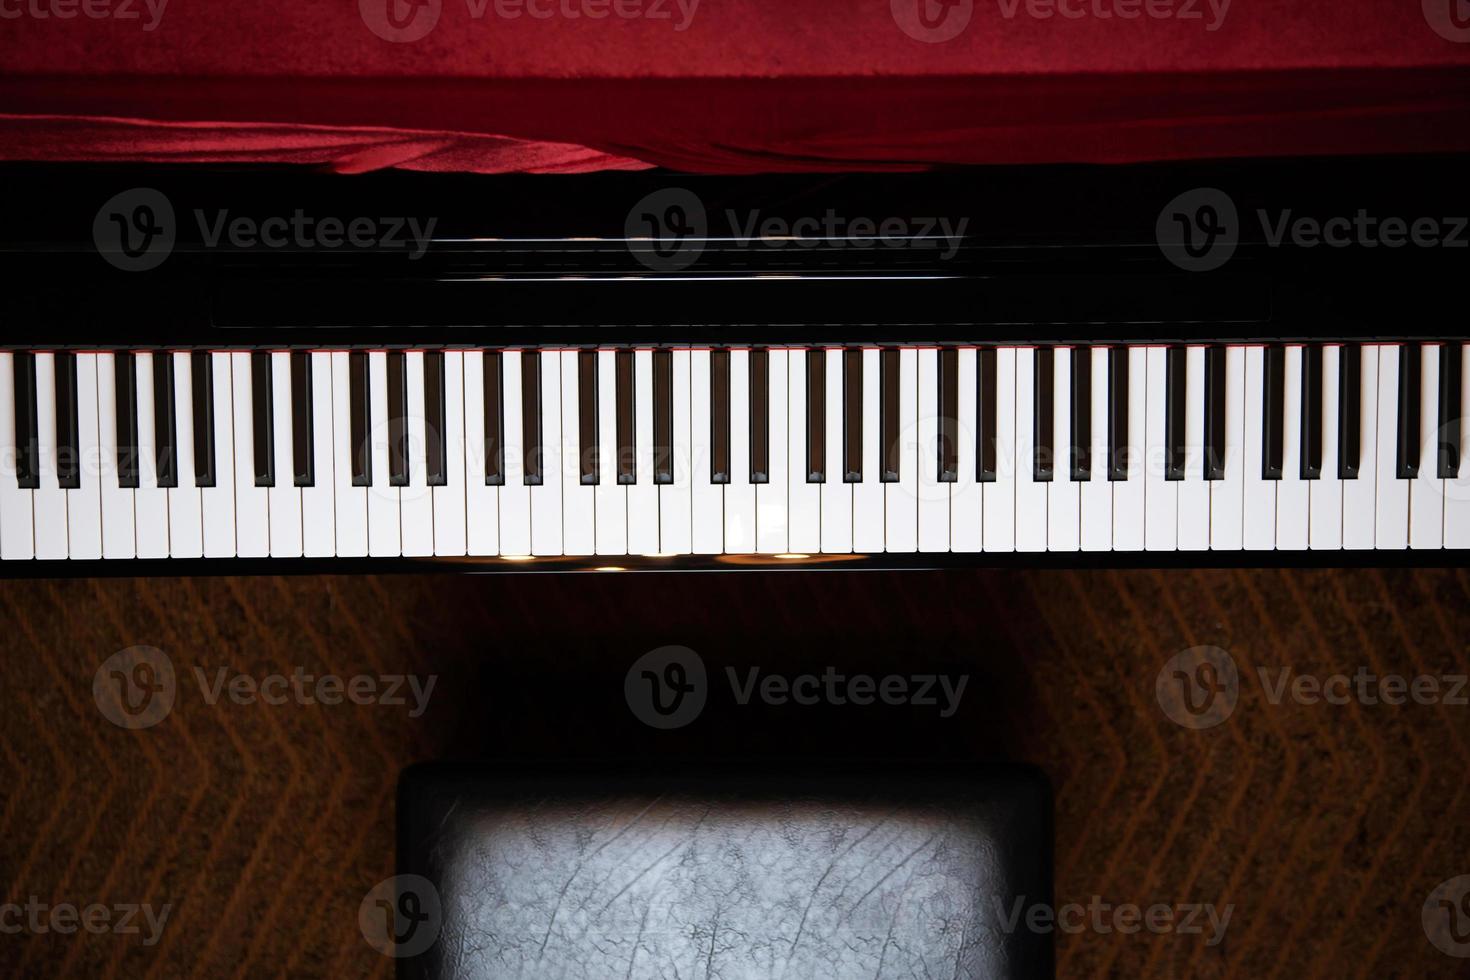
1,343 -> 1466,562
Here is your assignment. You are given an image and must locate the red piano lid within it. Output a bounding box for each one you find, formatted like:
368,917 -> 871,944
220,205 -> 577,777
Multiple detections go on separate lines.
2,0 -> 1469,172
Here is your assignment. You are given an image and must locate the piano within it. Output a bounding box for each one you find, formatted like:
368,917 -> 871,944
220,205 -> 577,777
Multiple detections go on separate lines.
0,157 -> 1465,572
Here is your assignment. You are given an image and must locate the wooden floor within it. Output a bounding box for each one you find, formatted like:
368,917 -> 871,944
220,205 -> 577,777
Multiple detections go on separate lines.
0,567 -> 1467,978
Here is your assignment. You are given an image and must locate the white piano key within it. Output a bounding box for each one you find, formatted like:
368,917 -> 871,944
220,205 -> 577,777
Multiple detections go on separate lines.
166,353 -> 203,559
1446,343 -> 1470,549
529,351 -> 564,556
462,351 -> 499,557
1309,345 -> 1343,550
1013,348 -> 1046,553
562,350 -> 597,556
658,348 -> 692,555
1242,346 -> 1276,551
500,351 -> 532,557
951,347 -> 982,552
1210,346 -> 1245,550
852,347 -> 885,553
1143,346 -> 1176,552
1342,345 -> 1378,550
886,346 -> 918,552
268,352 -> 304,558
691,349 -> 723,555
755,349 -> 789,554
133,353 -> 170,559
1048,347 -> 1080,552
1409,343 -> 1443,549
1177,346 -> 1210,551
67,354 -> 103,560
97,353 -> 135,559
787,350 -> 820,554
1079,347 -> 1111,552
230,352 -> 269,558
1112,346 -> 1147,552
1375,344 -> 1409,549
916,348 -> 948,553
365,351 -> 400,558
302,351 -> 337,558
401,350 -> 435,558
724,349 -> 755,554
821,348 -> 854,554
0,353 -> 35,559
1276,345 -> 1309,551
594,349 -> 628,556
330,351 -> 368,558
627,348 -> 659,555
32,352 -> 69,559
0,356 -> 31,560
430,351 -> 467,557
984,347 -> 1017,552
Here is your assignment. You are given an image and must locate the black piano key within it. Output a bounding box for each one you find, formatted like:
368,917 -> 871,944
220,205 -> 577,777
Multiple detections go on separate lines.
938,348 -> 958,483
349,351 -> 371,486
1071,346 -> 1091,481
843,349 -> 862,482
1440,342 -> 1463,479
1302,345 -> 1323,480
1203,345 -> 1226,481
386,351 -> 409,487
749,348 -> 769,484
55,351 -> 80,489
291,351 -> 314,487
806,349 -> 825,483
615,350 -> 635,485
578,350 -> 599,486
1339,343 -> 1361,480
1034,347 -> 1054,482
152,352 -> 176,488
1396,343 -> 1420,480
978,347 -> 997,482
521,350 -> 542,486
114,351 -> 139,489
1164,346 -> 1186,481
424,351 -> 446,487
484,351 -> 505,486
1107,346 -> 1128,481
881,348 -> 900,482
13,352 -> 39,488
251,351 -> 274,488
191,352 -> 215,488
1263,344 -> 1285,480
711,350 -> 730,484
652,349 -> 672,485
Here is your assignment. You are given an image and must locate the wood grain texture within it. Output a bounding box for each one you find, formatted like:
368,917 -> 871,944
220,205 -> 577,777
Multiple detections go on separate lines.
0,568 -> 1466,978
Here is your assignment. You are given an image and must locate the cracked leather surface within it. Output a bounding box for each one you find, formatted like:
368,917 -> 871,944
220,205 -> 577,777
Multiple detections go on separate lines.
398,764 -> 1052,979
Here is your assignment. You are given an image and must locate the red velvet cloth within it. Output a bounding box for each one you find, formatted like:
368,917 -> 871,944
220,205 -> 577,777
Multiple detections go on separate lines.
3,0 -> 1469,172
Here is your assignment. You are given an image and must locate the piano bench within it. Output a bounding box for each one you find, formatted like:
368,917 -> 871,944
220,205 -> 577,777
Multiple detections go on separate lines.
394,762 -> 1053,979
